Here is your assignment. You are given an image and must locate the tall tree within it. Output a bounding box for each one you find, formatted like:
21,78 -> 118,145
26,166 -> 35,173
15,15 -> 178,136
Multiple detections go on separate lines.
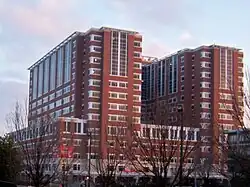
0,135 -> 21,182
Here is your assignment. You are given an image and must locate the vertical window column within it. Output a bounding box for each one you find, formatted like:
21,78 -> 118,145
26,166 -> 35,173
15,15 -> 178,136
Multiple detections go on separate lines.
50,53 -> 56,91
64,41 -> 72,83
43,57 -> 50,93
32,67 -> 38,100
38,62 -> 44,97
57,47 -> 64,87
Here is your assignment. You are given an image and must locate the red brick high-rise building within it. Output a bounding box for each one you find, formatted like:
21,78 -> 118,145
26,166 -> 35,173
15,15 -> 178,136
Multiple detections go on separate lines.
28,27 -> 143,159
141,45 -> 244,164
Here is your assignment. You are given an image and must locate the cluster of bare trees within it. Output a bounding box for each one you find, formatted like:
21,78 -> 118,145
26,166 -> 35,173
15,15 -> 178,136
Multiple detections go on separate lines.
6,101 -> 63,187
5,101 -> 202,187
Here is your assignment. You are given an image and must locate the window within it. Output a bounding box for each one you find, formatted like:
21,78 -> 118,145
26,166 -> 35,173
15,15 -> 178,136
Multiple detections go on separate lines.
49,103 -> 55,110
109,81 -> 128,88
181,56 -> 184,63
89,79 -> 101,87
133,106 -> 141,113
89,91 -> 100,98
119,93 -> 127,99
181,76 -> 184,82
119,82 -> 128,88
72,40 -> 76,48
56,90 -> 62,97
109,81 -> 118,87
63,85 -> 70,94
201,51 -> 211,58
75,123 -> 81,133
109,103 -> 127,111
181,66 -> 184,72
72,51 -> 76,58
192,55 -> 195,61
89,68 -> 101,76
200,72 -> 211,78
108,115 -> 127,122
88,102 -> 100,109
201,61 -> 211,68
181,95 -> 184,101
63,96 -> 70,104
133,117 -> 140,124
200,92 -> 211,99
200,112 -> 211,119
73,164 -> 80,171
181,85 -> 184,91
109,103 -> 118,110
200,123 -> 210,129
90,34 -> 102,42
219,103 -> 233,110
56,99 -> 62,107
220,93 -> 233,100
133,95 -> 141,102
90,45 -> 102,53
134,52 -> 141,58
108,115 -> 117,121
200,102 -> 211,109
118,104 -> 127,111
93,35 -> 102,41
88,113 -> 100,121
109,92 -> 118,99
133,84 -> 141,91
133,73 -> 141,80
188,130 -> 195,141
65,122 -> 70,132
134,63 -> 141,69
62,107 -> 70,114
90,57 -> 101,64
49,93 -> 55,101
219,113 -> 233,120
200,82 -> 211,88
134,41 -> 141,47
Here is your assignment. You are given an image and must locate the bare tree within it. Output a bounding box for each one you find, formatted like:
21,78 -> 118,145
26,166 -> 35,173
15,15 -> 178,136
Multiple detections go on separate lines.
123,122 -> 200,187
211,66 -> 249,186
6,101 -> 62,187
86,126 -> 127,187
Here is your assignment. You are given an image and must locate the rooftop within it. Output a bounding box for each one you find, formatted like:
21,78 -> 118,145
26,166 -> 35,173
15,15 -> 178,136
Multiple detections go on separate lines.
28,27 -> 141,70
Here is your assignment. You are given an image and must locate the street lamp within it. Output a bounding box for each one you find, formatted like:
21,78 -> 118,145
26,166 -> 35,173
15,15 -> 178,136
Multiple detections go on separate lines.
87,130 -> 93,187
177,104 -> 184,186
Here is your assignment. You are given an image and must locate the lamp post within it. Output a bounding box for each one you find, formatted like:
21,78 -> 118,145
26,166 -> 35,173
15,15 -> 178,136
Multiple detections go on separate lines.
177,104 -> 184,187
87,131 -> 92,187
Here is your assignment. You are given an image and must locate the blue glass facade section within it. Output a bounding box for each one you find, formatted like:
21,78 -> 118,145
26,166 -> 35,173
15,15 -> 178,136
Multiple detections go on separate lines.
43,57 -> 50,93
64,41 -> 72,83
37,62 -> 44,97
50,53 -> 56,91
32,67 -> 38,100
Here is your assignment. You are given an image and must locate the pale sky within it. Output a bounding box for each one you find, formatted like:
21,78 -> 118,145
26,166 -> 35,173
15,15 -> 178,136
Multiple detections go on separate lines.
0,0 -> 250,133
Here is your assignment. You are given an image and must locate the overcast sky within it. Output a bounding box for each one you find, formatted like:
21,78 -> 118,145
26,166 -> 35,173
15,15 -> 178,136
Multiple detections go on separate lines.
0,0 -> 250,133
